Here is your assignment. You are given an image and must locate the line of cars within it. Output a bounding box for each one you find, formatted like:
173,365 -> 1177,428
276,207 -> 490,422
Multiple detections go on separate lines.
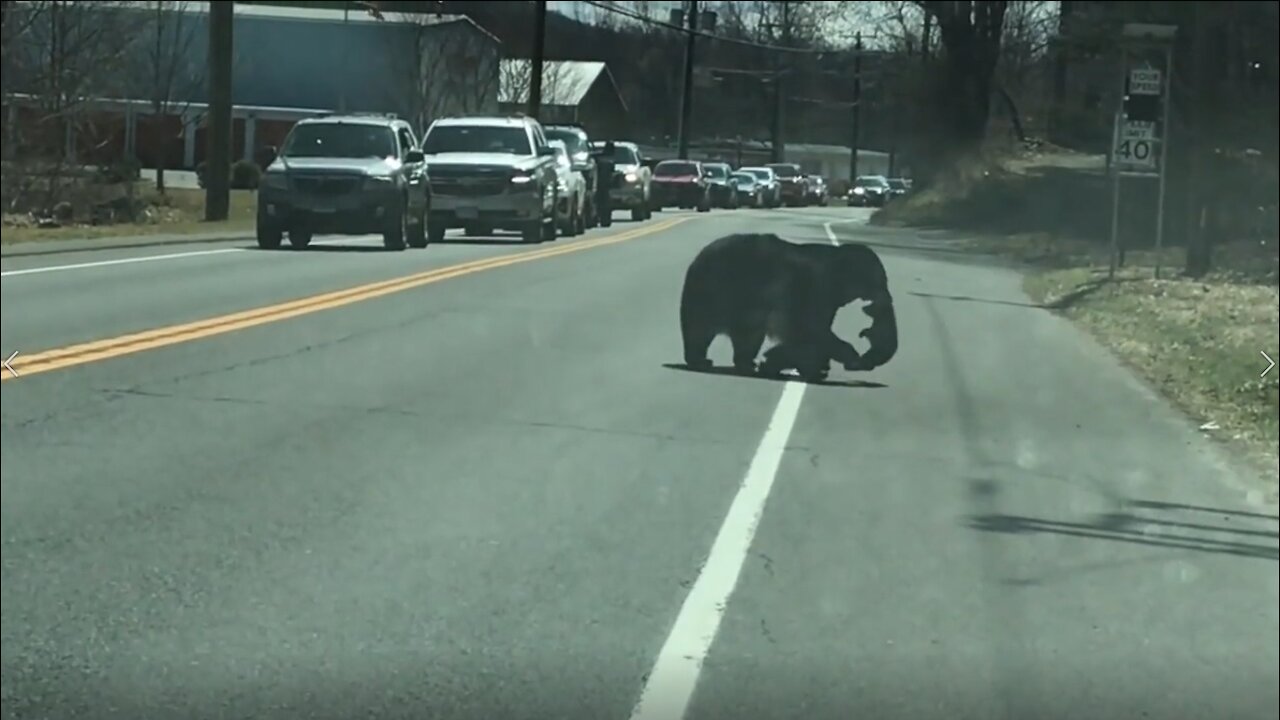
643,160 -> 831,212
252,111 -> 835,251
844,174 -> 913,207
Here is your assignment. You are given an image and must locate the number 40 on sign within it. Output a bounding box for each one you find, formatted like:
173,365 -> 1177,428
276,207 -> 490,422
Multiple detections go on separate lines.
1114,120 -> 1158,170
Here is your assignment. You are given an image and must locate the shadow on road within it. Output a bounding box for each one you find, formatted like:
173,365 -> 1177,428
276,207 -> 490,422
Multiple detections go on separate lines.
968,501 -> 1279,562
910,276 -> 1146,312
1037,276 -> 1145,310
1129,499 -> 1279,522
433,237 -> 530,245
241,244 -> 390,253
299,245 -> 396,253
661,362 -> 888,389
909,290 -> 1045,310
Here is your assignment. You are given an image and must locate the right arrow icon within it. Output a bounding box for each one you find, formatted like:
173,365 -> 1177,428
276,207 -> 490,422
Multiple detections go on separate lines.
1264,351 -> 1276,379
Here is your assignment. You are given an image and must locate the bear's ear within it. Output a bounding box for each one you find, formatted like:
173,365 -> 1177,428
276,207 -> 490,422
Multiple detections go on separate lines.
835,242 -> 889,288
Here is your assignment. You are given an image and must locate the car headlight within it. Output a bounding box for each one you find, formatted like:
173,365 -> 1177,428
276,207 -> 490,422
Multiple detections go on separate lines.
853,187 -> 866,194
261,172 -> 288,190
511,173 -> 534,185
364,175 -> 394,189
624,172 -> 638,183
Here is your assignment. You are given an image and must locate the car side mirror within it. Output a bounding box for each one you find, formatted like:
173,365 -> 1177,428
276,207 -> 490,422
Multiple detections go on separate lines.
404,149 -> 425,163
538,146 -> 556,157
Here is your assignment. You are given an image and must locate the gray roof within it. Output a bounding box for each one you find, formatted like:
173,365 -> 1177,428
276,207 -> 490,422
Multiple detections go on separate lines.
498,60 -> 622,110
113,1 -> 500,44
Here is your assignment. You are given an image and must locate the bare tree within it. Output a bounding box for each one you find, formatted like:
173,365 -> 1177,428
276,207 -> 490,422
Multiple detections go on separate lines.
698,1 -> 861,150
133,0 -> 202,194
722,0 -> 859,49
0,1 -> 141,212
584,0 -> 626,31
1,0 -> 49,161
498,58 -> 575,116
919,1 -> 1010,155
388,13 -> 501,133
991,1 -> 1056,141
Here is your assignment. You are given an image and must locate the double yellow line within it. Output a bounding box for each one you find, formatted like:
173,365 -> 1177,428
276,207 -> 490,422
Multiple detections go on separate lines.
3,217 -> 690,382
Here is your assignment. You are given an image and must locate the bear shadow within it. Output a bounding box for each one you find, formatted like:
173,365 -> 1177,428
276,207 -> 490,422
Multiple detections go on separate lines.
661,363 -> 888,389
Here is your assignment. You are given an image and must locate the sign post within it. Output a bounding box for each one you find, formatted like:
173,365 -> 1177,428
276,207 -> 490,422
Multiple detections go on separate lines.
1109,111 -> 1123,279
1110,24 -> 1177,280
1152,53 -> 1174,280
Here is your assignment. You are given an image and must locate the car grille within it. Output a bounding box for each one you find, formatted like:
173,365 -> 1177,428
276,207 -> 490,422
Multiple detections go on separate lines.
429,166 -> 514,197
293,176 -> 361,196
431,177 -> 508,197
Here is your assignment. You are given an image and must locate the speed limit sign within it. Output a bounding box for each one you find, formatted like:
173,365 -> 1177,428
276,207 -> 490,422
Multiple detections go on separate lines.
1114,120 -> 1158,170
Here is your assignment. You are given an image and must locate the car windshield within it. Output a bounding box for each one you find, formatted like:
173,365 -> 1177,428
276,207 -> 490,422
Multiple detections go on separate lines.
546,129 -> 588,158
703,165 -> 729,179
422,125 -> 531,155
594,143 -> 640,165
731,173 -> 755,185
768,164 -> 801,178
281,123 -> 397,159
856,176 -> 890,189
655,162 -> 698,177
744,168 -> 772,181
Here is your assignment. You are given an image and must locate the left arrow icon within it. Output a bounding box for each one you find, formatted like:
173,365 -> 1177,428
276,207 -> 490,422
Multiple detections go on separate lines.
3,351 -> 18,378
1263,351 -> 1276,379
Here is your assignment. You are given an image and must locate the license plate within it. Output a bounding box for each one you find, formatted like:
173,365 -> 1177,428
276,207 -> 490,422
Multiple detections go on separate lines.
309,200 -> 337,214
456,206 -> 479,220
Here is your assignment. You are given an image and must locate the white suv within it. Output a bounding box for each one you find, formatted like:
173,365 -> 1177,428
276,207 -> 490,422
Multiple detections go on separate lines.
419,115 -> 560,244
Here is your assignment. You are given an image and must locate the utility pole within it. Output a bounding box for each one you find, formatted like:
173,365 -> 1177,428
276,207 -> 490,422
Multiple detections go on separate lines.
770,2 -> 791,163
676,0 -> 699,160
849,31 -> 862,184
205,0 -> 233,222
339,2 -> 350,113
527,0 -> 548,119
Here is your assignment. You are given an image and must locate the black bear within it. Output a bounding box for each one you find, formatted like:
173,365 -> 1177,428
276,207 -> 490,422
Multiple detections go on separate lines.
679,233 -> 898,383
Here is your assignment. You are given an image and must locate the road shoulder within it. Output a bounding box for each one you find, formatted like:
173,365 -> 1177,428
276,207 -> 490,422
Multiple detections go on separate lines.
868,149 -> 1278,500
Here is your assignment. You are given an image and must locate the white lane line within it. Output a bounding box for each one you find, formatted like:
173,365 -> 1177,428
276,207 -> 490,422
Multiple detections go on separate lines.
0,236 -> 388,277
629,381 -> 808,720
1,247 -> 247,277
823,220 -> 843,246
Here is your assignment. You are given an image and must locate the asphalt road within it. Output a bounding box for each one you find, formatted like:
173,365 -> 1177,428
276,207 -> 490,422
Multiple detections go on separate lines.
2,208 -> 1276,720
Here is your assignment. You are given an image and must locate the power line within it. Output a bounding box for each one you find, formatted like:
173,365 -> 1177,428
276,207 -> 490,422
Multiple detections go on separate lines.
580,0 -> 838,55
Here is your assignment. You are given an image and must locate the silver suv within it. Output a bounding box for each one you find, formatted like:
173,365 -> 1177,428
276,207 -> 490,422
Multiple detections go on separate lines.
419,115 -> 560,244
256,114 -> 430,250
591,140 -> 652,222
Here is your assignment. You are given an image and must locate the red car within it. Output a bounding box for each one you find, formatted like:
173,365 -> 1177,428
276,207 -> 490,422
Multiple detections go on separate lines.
650,160 -> 712,212
766,163 -> 808,206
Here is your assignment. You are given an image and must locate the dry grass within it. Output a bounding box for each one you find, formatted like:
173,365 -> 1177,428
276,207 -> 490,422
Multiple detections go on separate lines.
871,145 -> 1115,241
1026,265 -> 1279,491
2,185 -> 256,245
960,232 -> 1279,282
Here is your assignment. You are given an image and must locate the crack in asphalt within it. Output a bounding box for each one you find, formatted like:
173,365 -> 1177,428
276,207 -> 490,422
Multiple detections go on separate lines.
89,386 -> 817,454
